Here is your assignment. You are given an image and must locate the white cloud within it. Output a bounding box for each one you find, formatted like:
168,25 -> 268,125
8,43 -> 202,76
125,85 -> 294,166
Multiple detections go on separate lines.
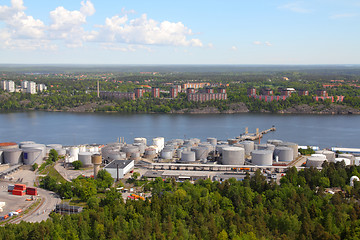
265,41 -> 272,46
0,0 -> 203,51
278,2 -> 312,13
330,13 -> 357,19
207,43 -> 214,48
94,13 -> 203,47
253,41 -> 262,45
231,46 -> 238,51
253,41 -> 272,47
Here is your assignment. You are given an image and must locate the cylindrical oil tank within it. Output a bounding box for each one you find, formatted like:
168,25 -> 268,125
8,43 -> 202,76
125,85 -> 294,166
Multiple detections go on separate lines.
173,139 -> 184,146
251,150 -> 273,166
207,137 -> 217,146
216,144 -> 230,155
256,143 -> 276,151
21,144 -> 46,160
0,150 -> 3,164
334,158 -> 351,165
144,148 -> 157,158
130,152 -> 141,160
338,153 -> 355,161
191,138 -> 201,144
69,147 -> 80,161
161,150 -> 173,159
279,142 -> 298,159
198,143 -> 214,153
227,139 -> 239,145
267,139 -> 283,146
134,137 -> 147,145
274,147 -> 293,162
122,145 -> 140,158
315,151 -> 335,161
176,148 -> 183,158
23,149 -> 42,165
153,137 -> 165,151
242,141 -> 255,155
222,147 -> 245,165
191,147 -> 209,160
78,152 -> 93,166
107,151 -> 126,160
184,140 -> 195,146
3,149 -> 22,165
306,156 -> 326,167
78,145 -> 86,153
57,149 -> 66,156
19,141 -> 35,147
0,142 -> 19,149
133,143 -> 146,154
181,151 -> 196,162
310,154 -> 327,160
47,144 -> 63,150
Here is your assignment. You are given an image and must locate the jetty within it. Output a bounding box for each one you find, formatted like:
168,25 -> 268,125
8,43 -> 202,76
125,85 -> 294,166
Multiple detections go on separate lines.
236,126 -> 276,141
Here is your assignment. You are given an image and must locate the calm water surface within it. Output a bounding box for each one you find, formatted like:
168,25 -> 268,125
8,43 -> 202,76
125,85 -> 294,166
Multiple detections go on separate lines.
0,111 -> 359,148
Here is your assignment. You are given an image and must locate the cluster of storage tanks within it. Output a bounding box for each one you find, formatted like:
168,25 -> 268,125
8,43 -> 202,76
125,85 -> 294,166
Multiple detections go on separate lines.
0,142 -> 67,166
306,150 -> 359,167
65,145 -> 101,167
98,136 -> 301,167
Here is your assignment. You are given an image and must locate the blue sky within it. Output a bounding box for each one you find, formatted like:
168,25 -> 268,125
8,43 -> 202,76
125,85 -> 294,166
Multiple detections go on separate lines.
0,0 -> 359,64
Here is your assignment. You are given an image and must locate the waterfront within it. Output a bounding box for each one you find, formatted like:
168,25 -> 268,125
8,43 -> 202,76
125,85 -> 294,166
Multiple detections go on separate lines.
0,111 -> 359,148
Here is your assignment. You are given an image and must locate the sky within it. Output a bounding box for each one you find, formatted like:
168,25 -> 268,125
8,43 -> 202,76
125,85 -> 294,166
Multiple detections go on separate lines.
0,0 -> 359,65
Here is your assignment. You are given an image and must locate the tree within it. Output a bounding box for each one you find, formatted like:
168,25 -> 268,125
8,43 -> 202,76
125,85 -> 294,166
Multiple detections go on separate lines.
131,172 -> 140,180
96,169 -> 114,189
32,163 -> 38,171
72,160 -> 82,170
48,149 -> 59,162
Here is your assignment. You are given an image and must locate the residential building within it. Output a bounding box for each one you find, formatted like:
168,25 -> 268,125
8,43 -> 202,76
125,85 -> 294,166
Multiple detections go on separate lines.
26,81 -> 37,94
187,93 -> 227,102
151,87 -> 160,98
247,88 -> 256,96
100,91 -> 136,100
170,87 -> 178,98
134,88 -> 143,98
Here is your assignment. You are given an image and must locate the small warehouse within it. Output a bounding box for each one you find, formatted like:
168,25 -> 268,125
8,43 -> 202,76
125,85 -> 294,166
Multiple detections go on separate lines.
104,160 -> 134,179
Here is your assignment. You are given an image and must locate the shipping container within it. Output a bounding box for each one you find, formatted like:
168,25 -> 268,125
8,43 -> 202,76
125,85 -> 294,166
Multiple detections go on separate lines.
12,190 -> 25,196
15,209 -> 22,213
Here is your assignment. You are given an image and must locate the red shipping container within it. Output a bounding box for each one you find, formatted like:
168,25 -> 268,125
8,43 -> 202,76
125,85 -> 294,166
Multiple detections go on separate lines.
14,184 -> 26,191
12,190 -> 25,196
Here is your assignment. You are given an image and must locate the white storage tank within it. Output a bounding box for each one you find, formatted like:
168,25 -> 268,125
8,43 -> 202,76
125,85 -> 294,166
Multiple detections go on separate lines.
338,153 -> 355,162
278,142 -> 298,159
78,152 -> 93,167
69,147 -> 80,161
47,144 -> 63,150
130,152 -> 141,160
216,144 -> 230,155
274,147 -> 293,162
251,150 -> 273,166
19,141 -> 35,147
3,149 -> 22,165
355,157 -> 360,166
191,147 -> 209,160
191,138 -> 201,145
133,143 -> 146,155
315,150 -> 336,162
198,143 -> 214,153
181,151 -> 196,162
242,141 -> 255,155
267,139 -> 283,146
122,145 -> 140,158
0,150 -> 3,164
21,144 -> 46,160
306,156 -> 326,168
161,150 -> 173,159
153,137 -> 165,151
107,151 -> 126,160
23,149 -> 42,165
256,143 -> 276,151
57,149 -> 66,156
176,148 -> 183,158
207,137 -> 217,146
134,137 -> 147,145
334,158 -> 351,166
222,147 -> 245,165
184,140 -> 195,146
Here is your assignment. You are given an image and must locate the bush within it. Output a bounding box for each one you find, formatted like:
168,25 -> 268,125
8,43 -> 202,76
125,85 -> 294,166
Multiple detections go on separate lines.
32,163 -> 38,171
72,160 -> 82,170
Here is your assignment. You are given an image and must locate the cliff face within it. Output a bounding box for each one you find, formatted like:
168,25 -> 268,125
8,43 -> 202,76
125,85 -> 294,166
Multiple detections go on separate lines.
280,104 -> 360,115
171,103 -> 249,114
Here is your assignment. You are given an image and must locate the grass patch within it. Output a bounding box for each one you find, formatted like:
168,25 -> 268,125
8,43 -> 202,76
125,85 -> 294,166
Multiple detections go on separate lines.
41,163 -> 67,183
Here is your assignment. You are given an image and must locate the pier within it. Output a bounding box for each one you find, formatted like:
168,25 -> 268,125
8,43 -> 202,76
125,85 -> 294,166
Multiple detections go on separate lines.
236,126 -> 276,141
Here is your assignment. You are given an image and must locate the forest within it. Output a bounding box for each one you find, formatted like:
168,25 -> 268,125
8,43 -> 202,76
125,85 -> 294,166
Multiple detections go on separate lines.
2,162 -> 360,239
1,66 -> 360,113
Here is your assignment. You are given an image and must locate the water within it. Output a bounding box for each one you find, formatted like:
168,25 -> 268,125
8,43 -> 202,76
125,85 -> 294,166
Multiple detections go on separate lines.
0,111 -> 359,148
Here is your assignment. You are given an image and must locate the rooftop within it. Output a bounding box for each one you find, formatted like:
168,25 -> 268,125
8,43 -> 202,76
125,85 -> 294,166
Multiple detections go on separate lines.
105,160 -> 133,169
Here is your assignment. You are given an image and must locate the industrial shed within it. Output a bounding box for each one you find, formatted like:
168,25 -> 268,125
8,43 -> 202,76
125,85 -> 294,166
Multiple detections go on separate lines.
104,160 -> 134,179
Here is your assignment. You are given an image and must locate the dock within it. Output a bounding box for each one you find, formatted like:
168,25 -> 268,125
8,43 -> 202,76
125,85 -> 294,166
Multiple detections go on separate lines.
236,126 -> 276,141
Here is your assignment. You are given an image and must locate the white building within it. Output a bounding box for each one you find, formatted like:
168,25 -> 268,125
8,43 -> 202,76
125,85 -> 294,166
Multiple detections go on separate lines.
37,83 -> 47,92
26,81 -> 37,94
104,160 -> 134,179
21,80 -> 28,90
6,81 -> 15,92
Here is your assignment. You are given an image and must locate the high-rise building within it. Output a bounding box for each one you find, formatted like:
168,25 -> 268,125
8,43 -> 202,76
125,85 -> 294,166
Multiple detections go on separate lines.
134,88 -> 143,98
152,87 -> 160,98
0,80 -> 6,90
26,81 -> 37,94
6,81 -> 15,93
247,88 -> 256,96
170,87 -> 178,98
21,80 -> 28,90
